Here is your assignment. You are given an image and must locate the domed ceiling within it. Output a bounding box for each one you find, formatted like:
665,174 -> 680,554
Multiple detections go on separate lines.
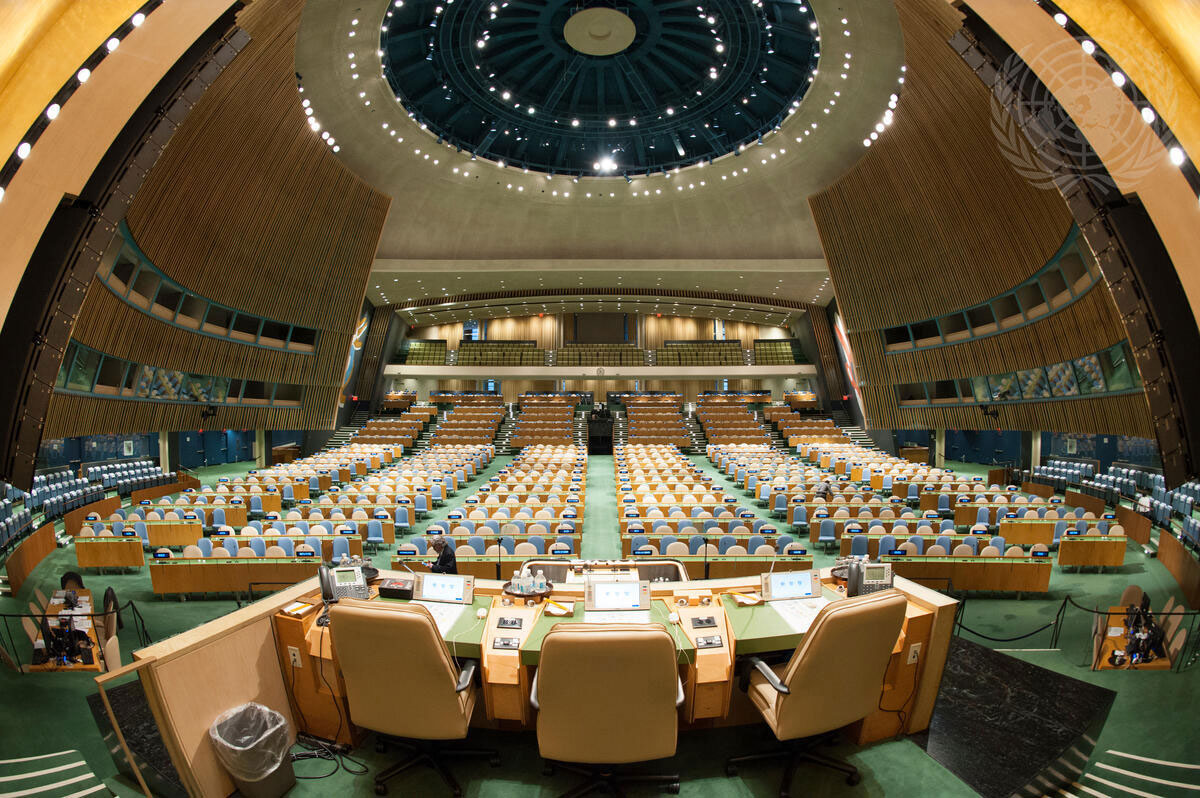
294,0 -> 906,320
381,0 -> 820,176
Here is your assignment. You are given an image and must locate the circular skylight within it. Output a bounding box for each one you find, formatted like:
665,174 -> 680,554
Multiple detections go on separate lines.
381,0 -> 820,176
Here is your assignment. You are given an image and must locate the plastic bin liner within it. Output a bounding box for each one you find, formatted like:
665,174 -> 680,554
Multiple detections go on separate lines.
208,702 -> 290,783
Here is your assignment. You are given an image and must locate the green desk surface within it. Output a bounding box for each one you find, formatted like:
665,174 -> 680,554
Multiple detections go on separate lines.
519,599 -> 695,665
373,595 -> 492,659
719,585 -> 842,656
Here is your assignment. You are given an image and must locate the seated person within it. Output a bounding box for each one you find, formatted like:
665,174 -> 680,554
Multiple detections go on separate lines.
428,536 -> 457,574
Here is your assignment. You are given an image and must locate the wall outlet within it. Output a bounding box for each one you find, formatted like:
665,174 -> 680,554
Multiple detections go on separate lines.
288,646 -> 302,667
906,643 -> 922,665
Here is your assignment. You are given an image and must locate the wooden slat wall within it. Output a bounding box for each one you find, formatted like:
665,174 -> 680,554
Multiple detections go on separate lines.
852,286 -> 1131,385
436,379 -> 478,393
809,0 -> 1073,333
724,322 -> 788,343
47,0 -> 390,439
808,307 -> 845,398
44,391 -> 316,439
71,282 -> 346,385
806,0 -> 1152,437
354,304 -> 397,397
411,323 -> 464,349
124,0 -> 390,327
641,315 -> 714,348
861,390 -> 1153,436
485,315 -> 559,348
500,380 -> 558,403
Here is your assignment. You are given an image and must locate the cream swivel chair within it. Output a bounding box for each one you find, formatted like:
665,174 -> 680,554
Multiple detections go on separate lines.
726,590 -> 908,795
531,623 -> 684,795
328,600 -> 498,796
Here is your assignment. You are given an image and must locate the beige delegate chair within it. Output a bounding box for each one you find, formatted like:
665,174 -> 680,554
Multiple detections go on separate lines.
328,599 -> 498,795
726,590 -> 908,795
531,623 -> 684,794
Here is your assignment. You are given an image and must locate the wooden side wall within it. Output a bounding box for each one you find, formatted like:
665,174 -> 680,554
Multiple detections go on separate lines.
808,0 -> 1153,436
354,305 -> 397,398
45,0 -> 390,439
4,523 -> 55,594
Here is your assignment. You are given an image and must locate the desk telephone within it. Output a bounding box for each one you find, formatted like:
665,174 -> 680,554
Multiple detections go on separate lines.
318,565 -> 371,602
845,560 -> 893,597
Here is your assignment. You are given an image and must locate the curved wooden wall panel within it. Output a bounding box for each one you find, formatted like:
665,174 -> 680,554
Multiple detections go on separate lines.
486,315 -> 560,348
808,0 -> 1152,437
723,321 -> 789,343
354,304 -> 397,398
411,322 -> 464,349
809,0 -> 1073,332
48,0 -> 390,439
42,390 -> 336,440
124,0 -> 390,327
641,316 -> 715,349
807,307 -> 845,398
853,285 -> 1130,385
866,392 -> 1154,438
70,281 -> 347,385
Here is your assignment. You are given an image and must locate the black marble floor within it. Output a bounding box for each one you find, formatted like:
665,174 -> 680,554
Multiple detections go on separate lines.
87,678 -> 186,797
912,638 -> 1115,798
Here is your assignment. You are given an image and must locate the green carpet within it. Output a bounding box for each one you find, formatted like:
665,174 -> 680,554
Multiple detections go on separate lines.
190,460 -> 260,483
1,449 -> 1198,797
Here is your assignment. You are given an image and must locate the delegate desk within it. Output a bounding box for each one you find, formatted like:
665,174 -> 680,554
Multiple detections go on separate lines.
28,589 -> 101,673
881,555 -> 1051,592
92,520 -> 203,547
122,563 -> 956,797
149,558 -> 322,596
213,533 -> 365,559
268,563 -> 955,742
837,532 -> 992,559
1058,533 -> 1127,567
1093,606 -> 1173,670
75,536 -> 145,569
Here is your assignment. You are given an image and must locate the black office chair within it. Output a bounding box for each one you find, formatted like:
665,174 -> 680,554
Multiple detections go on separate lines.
60,571 -> 85,591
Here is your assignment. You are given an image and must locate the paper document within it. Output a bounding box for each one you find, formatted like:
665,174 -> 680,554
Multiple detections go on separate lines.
769,597 -> 831,635
413,601 -> 468,636
584,610 -> 651,624
1107,627 -> 1125,637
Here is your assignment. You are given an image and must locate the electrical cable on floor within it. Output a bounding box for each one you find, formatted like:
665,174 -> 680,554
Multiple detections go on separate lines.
291,623 -> 368,780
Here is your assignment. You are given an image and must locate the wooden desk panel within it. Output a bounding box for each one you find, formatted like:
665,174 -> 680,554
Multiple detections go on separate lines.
76,537 -> 145,568
149,559 -> 321,595
996,520 -> 1056,546
1057,536 -> 1127,567
881,557 -> 1051,592
146,523 -> 204,547
481,599 -> 543,724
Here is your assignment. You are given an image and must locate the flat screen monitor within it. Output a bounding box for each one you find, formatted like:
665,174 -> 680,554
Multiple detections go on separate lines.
417,573 -> 474,604
761,571 -> 820,600
584,579 -> 650,611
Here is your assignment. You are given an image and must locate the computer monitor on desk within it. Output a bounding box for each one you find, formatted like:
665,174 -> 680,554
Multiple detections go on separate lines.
415,573 -> 475,604
585,579 -> 651,611
761,571 -> 820,601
